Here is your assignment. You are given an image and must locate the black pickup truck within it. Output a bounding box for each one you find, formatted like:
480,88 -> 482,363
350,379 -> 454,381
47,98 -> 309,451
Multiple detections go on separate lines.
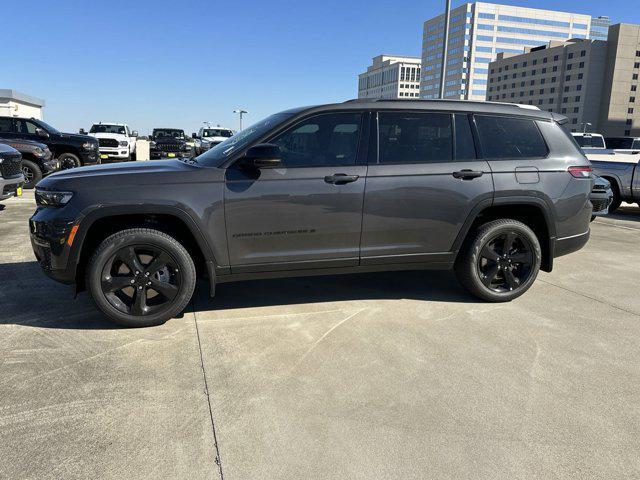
0,138 -> 59,188
0,116 -> 99,170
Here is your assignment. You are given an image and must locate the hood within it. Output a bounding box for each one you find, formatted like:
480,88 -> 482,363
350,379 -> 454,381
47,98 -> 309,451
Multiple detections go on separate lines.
0,143 -> 20,156
0,137 -> 47,150
59,132 -> 97,143
38,159 -> 197,189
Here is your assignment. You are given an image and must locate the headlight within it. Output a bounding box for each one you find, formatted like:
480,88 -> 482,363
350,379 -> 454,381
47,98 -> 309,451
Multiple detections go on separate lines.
150,141 -> 157,149
81,141 -> 96,150
33,147 -> 44,157
182,144 -> 191,151
35,188 -> 74,207
119,141 -> 128,147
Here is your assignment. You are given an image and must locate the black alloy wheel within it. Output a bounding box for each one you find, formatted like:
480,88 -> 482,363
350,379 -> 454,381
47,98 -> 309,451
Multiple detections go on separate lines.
477,232 -> 534,293
455,219 -> 541,302
87,228 -> 196,327
22,165 -> 34,184
59,153 -> 80,170
101,244 -> 181,317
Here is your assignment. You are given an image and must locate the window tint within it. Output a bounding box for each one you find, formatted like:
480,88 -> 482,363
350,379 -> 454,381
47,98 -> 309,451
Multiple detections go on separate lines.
475,115 -> 548,159
605,137 -> 633,149
576,135 -> 605,148
454,114 -> 477,160
15,119 -> 39,134
378,112 -> 452,164
0,117 -> 12,133
270,113 -> 361,167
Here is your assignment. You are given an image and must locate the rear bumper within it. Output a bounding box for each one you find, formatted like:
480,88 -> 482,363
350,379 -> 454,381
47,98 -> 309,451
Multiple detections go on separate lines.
553,229 -> 590,258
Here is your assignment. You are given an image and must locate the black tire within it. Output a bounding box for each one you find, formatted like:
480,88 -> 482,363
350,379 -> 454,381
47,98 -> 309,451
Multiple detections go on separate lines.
58,152 -> 81,170
130,151 -> 137,161
590,215 -> 596,222
607,180 -> 622,213
455,219 -> 541,302
21,159 -> 43,189
86,228 -> 196,327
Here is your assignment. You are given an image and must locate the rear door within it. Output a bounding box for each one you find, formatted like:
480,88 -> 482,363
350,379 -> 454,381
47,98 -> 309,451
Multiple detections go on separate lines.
360,111 -> 494,265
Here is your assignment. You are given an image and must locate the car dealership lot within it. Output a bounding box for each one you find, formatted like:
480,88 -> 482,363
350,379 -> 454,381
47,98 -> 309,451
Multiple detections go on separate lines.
1,192 -> 639,480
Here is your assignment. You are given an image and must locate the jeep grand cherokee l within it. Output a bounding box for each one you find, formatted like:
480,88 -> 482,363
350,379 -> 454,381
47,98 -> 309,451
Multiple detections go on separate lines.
0,116 -> 99,169
30,100 -> 592,327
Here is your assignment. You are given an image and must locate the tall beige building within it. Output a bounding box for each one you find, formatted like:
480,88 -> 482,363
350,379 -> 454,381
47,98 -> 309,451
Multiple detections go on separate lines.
487,23 -> 640,135
598,24 -> 640,137
357,55 -> 422,100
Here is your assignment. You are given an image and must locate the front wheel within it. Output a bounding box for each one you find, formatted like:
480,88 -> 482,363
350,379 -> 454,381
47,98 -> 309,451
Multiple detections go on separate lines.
21,159 -> 43,189
58,152 -> 81,170
86,228 -> 196,327
455,219 -> 541,302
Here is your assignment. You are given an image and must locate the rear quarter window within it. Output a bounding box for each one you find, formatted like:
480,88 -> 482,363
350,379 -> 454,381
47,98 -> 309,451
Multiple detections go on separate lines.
475,115 -> 548,159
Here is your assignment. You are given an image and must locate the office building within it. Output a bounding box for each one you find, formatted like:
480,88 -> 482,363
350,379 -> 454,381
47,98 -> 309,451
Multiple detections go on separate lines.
487,39 -> 607,132
590,16 -> 611,41
598,23 -> 640,137
357,55 -> 422,100
487,23 -> 640,136
420,2 -> 592,101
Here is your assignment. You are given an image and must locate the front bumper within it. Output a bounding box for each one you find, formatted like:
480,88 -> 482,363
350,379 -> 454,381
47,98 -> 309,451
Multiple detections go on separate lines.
0,175 -> 24,200
150,150 -> 191,159
98,147 -> 131,163
80,149 -> 101,166
30,206 -> 77,284
590,188 -> 613,216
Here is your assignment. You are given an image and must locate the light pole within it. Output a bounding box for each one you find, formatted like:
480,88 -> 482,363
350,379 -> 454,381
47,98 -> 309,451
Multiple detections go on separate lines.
581,122 -> 592,134
438,0 -> 452,99
233,109 -> 248,131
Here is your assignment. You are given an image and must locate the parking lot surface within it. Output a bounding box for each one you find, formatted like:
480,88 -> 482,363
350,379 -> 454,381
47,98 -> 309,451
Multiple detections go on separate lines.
1,192 -> 639,480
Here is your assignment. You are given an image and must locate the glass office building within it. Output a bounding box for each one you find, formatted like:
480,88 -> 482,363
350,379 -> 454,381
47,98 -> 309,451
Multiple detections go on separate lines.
590,16 -> 611,41
420,2 -> 592,101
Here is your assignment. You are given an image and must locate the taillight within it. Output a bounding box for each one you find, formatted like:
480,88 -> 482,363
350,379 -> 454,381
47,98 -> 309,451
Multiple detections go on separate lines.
568,166 -> 592,178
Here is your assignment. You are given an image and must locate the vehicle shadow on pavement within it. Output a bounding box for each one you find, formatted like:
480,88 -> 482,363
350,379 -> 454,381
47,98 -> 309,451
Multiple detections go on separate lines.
194,269 -> 474,312
0,261 -> 117,330
607,205 -> 640,223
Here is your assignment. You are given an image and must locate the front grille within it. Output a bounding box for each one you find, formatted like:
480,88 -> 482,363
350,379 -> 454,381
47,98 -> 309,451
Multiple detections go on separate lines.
592,184 -> 608,191
158,143 -> 182,152
0,154 -> 22,179
98,138 -> 119,148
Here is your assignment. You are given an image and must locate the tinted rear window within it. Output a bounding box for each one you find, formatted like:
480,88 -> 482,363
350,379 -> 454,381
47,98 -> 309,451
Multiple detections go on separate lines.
475,115 -> 548,159
605,137 -> 633,149
378,112 -> 452,164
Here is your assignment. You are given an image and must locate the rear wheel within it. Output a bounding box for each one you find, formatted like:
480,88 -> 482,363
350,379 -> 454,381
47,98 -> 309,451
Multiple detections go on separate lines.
86,228 -> 196,327
58,152 -> 81,170
455,219 -> 541,302
607,180 -> 622,213
21,159 -> 42,189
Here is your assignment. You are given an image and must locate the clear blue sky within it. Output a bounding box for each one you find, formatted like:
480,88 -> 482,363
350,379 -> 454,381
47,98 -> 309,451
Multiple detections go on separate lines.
4,0 -> 636,134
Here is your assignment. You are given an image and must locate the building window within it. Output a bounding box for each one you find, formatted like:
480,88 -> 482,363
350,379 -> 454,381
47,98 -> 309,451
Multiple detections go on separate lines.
631,97 -> 636,103
626,119 -> 633,125
533,59 -> 538,65
541,78 -> 546,84
572,118 -> 578,124
577,85 -> 582,91
542,68 -> 547,74
543,57 -> 548,64
565,75 -> 571,81
567,64 -> 573,70
561,108 -> 567,113
575,96 -> 581,102
579,62 -> 585,68
625,130 -> 631,136
581,50 -> 586,57
539,89 -> 544,94
574,107 -> 579,113
553,66 -> 558,72
632,85 -> 638,92
629,108 -> 634,114
530,80 -> 535,86
578,73 -> 584,79
562,97 -> 568,103
635,62 -> 640,69
553,55 -> 559,61
634,74 -> 639,80
548,98 -> 553,104
564,86 -> 570,92
568,53 -> 574,59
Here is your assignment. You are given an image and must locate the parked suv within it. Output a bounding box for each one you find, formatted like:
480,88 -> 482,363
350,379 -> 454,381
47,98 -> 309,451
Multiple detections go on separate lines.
87,122 -> 138,162
30,100 -> 593,327
0,143 -> 24,201
0,138 -> 59,188
149,128 -> 191,159
0,116 -> 100,169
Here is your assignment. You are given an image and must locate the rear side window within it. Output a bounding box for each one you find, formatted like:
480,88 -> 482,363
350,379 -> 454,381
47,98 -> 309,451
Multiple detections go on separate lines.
475,115 -> 548,159
0,117 -> 13,133
378,112 -> 452,164
454,114 -> 477,160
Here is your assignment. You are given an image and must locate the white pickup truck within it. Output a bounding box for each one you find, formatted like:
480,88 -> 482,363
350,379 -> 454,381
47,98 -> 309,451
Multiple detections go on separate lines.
87,122 -> 138,162
193,126 -> 234,155
583,148 -> 640,212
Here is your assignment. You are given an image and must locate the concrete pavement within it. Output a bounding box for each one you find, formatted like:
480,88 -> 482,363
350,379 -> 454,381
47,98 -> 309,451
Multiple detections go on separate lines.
1,191 -> 639,479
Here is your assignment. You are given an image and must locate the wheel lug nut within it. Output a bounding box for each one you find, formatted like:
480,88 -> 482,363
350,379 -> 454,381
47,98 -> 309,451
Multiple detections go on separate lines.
130,279 -> 135,284
135,271 -> 140,275
137,286 -> 142,290
145,272 -> 149,276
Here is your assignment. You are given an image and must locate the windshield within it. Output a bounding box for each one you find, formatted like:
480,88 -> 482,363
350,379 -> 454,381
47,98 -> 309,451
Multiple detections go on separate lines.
90,124 -> 126,134
196,113 -> 292,165
574,135 -> 604,148
32,119 -> 61,135
153,129 -> 185,139
203,129 -> 233,138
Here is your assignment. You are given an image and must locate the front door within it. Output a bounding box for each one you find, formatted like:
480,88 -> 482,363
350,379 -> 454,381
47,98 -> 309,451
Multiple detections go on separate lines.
361,111 -> 494,264
224,111 -> 367,272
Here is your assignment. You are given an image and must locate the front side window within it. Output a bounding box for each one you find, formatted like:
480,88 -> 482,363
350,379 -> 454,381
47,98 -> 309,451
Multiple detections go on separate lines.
269,113 -> 361,167
15,119 -> 39,134
475,115 -> 548,159
377,112 -> 452,164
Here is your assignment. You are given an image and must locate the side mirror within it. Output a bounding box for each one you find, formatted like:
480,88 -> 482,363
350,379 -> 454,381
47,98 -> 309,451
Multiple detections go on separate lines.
79,128 -> 86,134
35,128 -> 49,138
244,143 -> 281,168
131,130 -> 138,137
192,133 -> 197,139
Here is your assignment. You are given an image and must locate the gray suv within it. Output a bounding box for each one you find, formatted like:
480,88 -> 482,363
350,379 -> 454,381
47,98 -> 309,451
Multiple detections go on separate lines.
30,100 -> 593,327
